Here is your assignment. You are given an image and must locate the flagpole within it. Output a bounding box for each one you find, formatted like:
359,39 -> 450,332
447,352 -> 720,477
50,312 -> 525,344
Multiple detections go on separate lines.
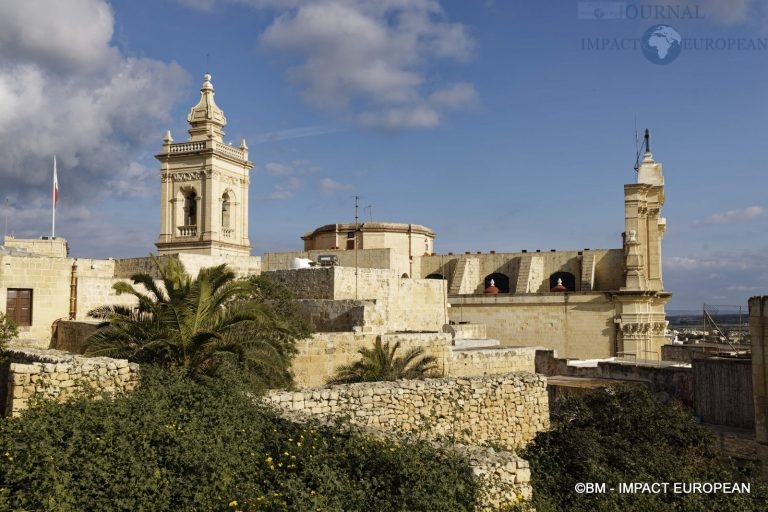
52,156 -> 57,238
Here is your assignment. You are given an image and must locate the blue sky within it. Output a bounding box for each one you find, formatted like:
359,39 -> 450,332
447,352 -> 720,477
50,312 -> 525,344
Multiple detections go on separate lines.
0,0 -> 766,310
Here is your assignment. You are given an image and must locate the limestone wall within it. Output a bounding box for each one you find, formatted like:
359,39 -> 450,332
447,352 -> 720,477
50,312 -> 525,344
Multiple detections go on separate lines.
450,293 -> 617,359
0,254 -> 73,347
265,267 -> 447,333
535,349 -> 694,406
448,347 -> 536,378
291,332 -> 537,388
292,332 -> 451,388
263,248 -> 396,273
266,373 -> 549,450
417,248 -> 624,293
50,320 -> 101,353
296,300 -> 370,332
114,253 -> 261,279
0,349 -> 139,417
3,236 -> 68,257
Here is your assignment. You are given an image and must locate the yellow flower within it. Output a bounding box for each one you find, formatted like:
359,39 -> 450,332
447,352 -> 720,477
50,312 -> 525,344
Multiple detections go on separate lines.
228,500 -> 238,507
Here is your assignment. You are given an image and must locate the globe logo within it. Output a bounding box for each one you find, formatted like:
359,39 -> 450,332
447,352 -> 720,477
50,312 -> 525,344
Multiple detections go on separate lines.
641,25 -> 682,65
594,8 -> 605,19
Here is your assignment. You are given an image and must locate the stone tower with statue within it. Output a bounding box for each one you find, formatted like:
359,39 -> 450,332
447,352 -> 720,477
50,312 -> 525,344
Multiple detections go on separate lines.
155,74 -> 253,256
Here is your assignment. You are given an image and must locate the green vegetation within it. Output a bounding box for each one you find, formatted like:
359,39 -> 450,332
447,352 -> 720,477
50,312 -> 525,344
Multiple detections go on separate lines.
0,368 -> 477,512
517,385 -> 767,512
328,338 -> 439,384
0,312 -> 18,353
86,259 -> 308,388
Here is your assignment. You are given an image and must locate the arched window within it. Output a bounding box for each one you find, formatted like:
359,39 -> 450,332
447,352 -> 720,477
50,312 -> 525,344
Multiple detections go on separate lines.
184,190 -> 197,226
549,272 -> 576,291
484,273 -> 510,293
425,273 -> 445,280
221,192 -> 231,228
401,273 -> 409,278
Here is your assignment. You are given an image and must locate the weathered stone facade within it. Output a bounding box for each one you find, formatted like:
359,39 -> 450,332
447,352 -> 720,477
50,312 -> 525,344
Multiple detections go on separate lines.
0,349 -> 139,417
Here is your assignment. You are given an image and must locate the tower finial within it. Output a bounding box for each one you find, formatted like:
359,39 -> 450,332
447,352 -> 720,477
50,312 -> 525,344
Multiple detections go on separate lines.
644,128 -> 650,154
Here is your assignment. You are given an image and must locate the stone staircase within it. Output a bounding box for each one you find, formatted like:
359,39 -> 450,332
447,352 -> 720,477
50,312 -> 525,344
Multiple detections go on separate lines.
580,251 -> 596,291
449,257 -> 480,295
515,254 -> 533,293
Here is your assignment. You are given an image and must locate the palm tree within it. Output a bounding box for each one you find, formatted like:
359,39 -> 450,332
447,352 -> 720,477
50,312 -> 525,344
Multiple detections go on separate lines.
328,338 -> 439,384
86,257 -> 298,388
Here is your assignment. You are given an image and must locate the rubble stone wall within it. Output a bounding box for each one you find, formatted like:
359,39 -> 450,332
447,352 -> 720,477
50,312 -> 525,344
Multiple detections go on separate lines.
1,349 -> 139,417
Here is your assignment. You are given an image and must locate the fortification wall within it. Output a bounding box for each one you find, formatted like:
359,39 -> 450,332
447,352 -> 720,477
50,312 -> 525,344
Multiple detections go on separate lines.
292,332 -> 451,388
113,253 -> 260,279
266,373 -> 548,450
417,248 -> 624,293
262,248 -> 395,273
451,293 -> 617,359
1,349 -> 139,417
292,332 -> 537,388
535,349 -> 693,406
265,268 -> 447,333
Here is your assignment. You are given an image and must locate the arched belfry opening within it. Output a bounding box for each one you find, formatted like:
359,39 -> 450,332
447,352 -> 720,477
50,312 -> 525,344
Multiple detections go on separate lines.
221,191 -> 231,229
156,73 -> 253,256
184,189 -> 197,226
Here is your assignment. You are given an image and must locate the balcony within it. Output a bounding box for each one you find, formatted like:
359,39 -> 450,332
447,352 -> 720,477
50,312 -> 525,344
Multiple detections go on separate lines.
222,227 -> 234,238
178,225 -> 197,237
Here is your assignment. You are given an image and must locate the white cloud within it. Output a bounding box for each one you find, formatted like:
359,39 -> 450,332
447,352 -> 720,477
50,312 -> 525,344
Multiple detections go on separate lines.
429,82 -> 479,109
265,163 -> 293,176
0,0 -> 117,71
256,0 -> 475,129
665,249 -> 765,271
359,105 -> 440,129
695,205 -> 766,225
0,0 -> 188,242
262,160 -> 317,199
319,177 -> 354,195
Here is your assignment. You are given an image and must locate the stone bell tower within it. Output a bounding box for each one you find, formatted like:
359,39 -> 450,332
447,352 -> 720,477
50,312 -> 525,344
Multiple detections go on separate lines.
155,73 -> 252,256
615,129 -> 672,361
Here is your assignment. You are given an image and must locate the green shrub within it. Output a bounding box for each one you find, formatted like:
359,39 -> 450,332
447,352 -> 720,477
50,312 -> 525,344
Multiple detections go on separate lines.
0,368 -> 476,511
0,313 -> 18,352
521,384 -> 768,512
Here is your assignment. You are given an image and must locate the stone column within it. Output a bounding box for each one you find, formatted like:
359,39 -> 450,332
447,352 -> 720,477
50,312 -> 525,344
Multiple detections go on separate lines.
749,296 -> 768,480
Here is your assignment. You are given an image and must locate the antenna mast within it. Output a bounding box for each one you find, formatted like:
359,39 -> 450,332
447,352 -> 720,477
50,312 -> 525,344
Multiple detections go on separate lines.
354,195 -> 359,300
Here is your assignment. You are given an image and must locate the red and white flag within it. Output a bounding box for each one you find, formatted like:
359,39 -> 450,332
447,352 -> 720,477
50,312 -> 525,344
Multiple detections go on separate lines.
53,156 -> 59,206
52,156 -> 58,238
